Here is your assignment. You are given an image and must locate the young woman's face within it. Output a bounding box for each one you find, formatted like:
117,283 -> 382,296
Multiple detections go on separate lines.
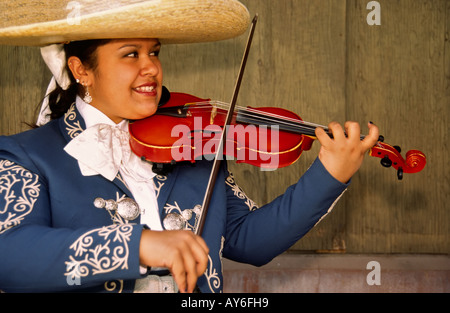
83,38 -> 163,123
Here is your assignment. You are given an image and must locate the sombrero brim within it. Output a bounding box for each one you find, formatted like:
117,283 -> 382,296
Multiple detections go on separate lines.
0,0 -> 250,46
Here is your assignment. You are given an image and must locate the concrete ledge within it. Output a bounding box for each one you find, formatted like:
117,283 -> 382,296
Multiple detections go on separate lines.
222,254 -> 450,293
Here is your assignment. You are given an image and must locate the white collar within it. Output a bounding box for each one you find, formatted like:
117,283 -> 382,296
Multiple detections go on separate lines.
76,96 -> 129,132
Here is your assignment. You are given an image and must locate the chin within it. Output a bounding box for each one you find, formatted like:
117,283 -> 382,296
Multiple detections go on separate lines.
131,108 -> 158,121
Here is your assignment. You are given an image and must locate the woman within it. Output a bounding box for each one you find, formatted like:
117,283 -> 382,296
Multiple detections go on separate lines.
0,2 -> 379,293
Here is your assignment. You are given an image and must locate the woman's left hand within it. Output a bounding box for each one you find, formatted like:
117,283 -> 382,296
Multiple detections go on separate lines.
315,121 -> 380,184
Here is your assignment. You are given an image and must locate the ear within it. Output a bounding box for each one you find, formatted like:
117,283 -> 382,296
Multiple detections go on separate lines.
68,56 -> 92,86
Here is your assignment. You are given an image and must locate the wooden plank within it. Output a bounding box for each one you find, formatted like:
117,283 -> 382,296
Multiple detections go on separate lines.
345,0 -> 449,253
0,45 -> 50,135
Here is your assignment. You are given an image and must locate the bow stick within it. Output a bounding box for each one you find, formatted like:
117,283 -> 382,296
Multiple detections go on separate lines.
195,14 -> 259,236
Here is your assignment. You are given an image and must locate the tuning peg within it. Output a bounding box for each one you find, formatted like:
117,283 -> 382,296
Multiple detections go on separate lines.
397,167 -> 403,180
380,155 -> 392,168
393,145 -> 401,153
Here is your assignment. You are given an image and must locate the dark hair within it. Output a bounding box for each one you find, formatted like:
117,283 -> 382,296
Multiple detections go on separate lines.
36,39 -> 111,124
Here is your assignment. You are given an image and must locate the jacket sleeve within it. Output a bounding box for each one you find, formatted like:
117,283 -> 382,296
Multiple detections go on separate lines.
0,137 -> 144,292
223,157 -> 348,266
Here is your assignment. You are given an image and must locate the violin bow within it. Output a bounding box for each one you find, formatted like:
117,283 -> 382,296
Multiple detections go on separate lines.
195,14 -> 259,236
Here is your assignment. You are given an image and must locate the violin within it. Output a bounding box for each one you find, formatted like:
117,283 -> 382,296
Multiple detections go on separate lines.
129,91 -> 426,180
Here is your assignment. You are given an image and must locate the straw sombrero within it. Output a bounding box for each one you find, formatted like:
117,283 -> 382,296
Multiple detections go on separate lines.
0,0 -> 250,46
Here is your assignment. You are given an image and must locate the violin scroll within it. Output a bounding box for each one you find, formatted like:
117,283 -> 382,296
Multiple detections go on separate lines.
369,142 -> 426,180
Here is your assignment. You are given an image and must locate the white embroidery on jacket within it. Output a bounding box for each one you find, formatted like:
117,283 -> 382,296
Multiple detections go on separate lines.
0,160 -> 40,234
65,224 -> 133,283
225,172 -> 258,211
204,254 -> 220,293
64,103 -> 84,139
203,236 -> 225,293
154,175 -> 167,198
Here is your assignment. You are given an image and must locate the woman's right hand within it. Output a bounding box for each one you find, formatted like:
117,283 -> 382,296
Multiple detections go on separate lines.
139,229 -> 209,293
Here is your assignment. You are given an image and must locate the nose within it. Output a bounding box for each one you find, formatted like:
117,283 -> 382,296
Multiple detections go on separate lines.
140,55 -> 160,77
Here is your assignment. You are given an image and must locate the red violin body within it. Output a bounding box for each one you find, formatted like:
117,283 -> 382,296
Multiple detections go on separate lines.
129,92 -> 315,169
129,92 -> 426,179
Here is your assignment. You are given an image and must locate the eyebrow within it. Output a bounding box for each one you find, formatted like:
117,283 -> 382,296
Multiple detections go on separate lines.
118,41 -> 161,50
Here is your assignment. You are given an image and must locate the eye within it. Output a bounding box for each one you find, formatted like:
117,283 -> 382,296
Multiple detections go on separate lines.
124,51 -> 139,58
149,49 -> 160,57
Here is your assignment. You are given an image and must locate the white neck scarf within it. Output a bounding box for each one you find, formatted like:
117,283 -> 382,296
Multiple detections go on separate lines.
64,97 -> 155,183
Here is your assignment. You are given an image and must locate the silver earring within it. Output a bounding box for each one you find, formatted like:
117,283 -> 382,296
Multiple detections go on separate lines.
83,87 -> 93,104
80,81 -> 92,104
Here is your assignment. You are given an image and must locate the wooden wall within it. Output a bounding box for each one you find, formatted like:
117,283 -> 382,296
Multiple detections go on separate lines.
0,0 -> 448,254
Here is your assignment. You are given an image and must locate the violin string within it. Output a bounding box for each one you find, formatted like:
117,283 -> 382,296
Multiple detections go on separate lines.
185,101 -> 366,140
238,110 -> 318,137
185,101 -> 302,127
197,100 -> 322,128
235,106 -> 366,140
186,101 -> 326,137
240,107 -> 321,134
187,101 -> 323,137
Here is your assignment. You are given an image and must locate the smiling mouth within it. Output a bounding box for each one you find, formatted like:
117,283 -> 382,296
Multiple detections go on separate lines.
134,85 -> 155,93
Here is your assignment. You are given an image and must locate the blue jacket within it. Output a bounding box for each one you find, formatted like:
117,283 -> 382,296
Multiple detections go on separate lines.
0,104 -> 348,292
